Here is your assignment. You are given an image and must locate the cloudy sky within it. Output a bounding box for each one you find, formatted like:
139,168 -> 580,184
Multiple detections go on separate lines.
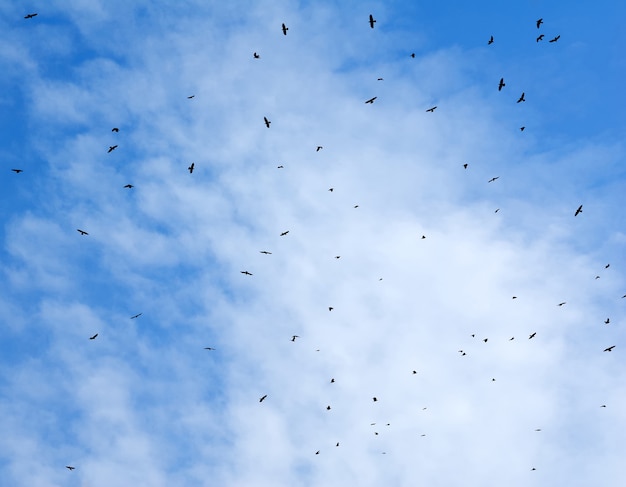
1,1 -> 625,486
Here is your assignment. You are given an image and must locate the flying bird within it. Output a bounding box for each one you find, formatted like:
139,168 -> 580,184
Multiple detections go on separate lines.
108,145 -> 118,153
574,205 -> 583,216
65,466 -> 75,471
77,229 -> 88,235
463,164 -> 468,169
277,165 -> 284,169
372,397 -> 378,402
260,250 -> 272,255
291,335 -> 299,342
123,184 -> 134,188
316,146 -> 323,151
426,106 -> 437,112
11,169 -> 23,173
604,318 -> 610,324
281,23 -> 288,35
264,116 -> 271,128
488,177 -> 499,183
377,78 -> 383,81
130,313 -> 142,319
328,307 -> 334,311
188,162 -> 195,173
330,378 -> 335,383
365,96 -> 377,104
369,14 -> 376,28
240,271 -> 253,276
604,346 -> 615,352
498,78 -> 505,91
536,18 -> 543,28
253,52 -> 260,59
280,230 -> 289,236
187,95 -> 195,99
328,188 -> 334,192
483,338 -> 488,343
24,13 -> 38,19
605,264 -> 610,269
112,127 -> 119,132
549,35 -> 560,43
517,92 -> 526,103
488,35 -> 494,45
259,394 -> 267,402
520,126 -> 526,131
334,256 -> 340,259
557,302 -> 566,306
326,405 -> 331,410
529,332 -> 537,339
89,334 -> 98,340
204,347 -> 215,350
410,53 -> 415,58
536,34 -> 544,42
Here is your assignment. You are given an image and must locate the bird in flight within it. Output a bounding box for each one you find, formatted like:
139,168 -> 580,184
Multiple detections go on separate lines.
259,394 -> 267,402
463,164 -> 468,169
604,318 -> 610,324
326,405 -> 331,410
498,78 -> 505,91
316,146 -> 323,151
11,169 -> 23,173
557,302 -> 566,306
328,307 -> 334,311
549,35 -> 560,43
112,127 -> 119,132
24,13 -> 38,19
123,184 -> 134,189
130,313 -> 142,319
77,229 -> 88,235
574,204 -> 583,216
369,14 -> 376,28
253,52 -> 260,59
520,126 -> 526,131
529,332 -> 536,339
426,106 -> 437,112
488,35 -> 494,45
605,264 -> 610,269
282,23 -> 288,35
334,256 -> 340,259
108,145 -> 118,153
536,34 -> 544,42
89,334 -> 98,340
260,250 -> 272,255
291,335 -> 299,342
604,346 -> 615,352
536,18 -> 543,28
277,165 -> 283,169
517,92 -> 526,103
377,78 -> 383,81
372,397 -> 378,402
204,347 -> 215,350
240,271 -> 253,276
188,162 -> 195,173
365,96 -> 377,104
330,378 -> 335,383
187,95 -> 195,99
65,466 -> 75,471
280,230 -> 289,236
264,116 -> 271,128
328,188 -> 334,192
488,177 -> 499,183
410,53 -> 415,58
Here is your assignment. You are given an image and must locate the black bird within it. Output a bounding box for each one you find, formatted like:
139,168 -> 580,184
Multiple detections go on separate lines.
112,127 -> 119,132
536,18 -> 543,28
410,53 -> 415,58
549,35 -> 560,43
328,307 -> 333,311
187,95 -> 195,99
330,378 -> 335,383
488,177 -> 499,183
517,92 -> 526,103
377,78 -> 383,81
11,169 -> 23,173
604,318 -> 610,324
520,126 -> 526,131
557,302 -> 566,306
108,145 -> 118,153
365,96 -> 377,104
130,313 -> 142,319
277,165 -> 284,169
65,466 -> 75,471
488,35 -> 494,45
204,347 -> 215,350
264,116 -> 271,128
291,335 -> 299,342
260,251 -> 272,255
483,338 -> 488,343
24,13 -> 38,19
123,184 -> 134,189
334,256 -> 340,259
574,205 -> 583,216
316,146 -> 323,151
89,334 -> 98,340
253,52 -> 260,59
605,264 -> 610,269
280,230 -> 289,236
328,188 -> 334,192
188,162 -> 195,173
282,23 -> 288,35
77,229 -> 88,235
326,405 -> 331,410
529,332 -> 536,339
536,34 -> 544,42
240,271 -> 253,276
369,14 -> 376,28
463,164 -> 468,169
498,78 -> 505,91
315,450 -> 320,455
372,397 -> 378,402
426,106 -> 437,112
260,394 -> 267,402
604,346 -> 615,352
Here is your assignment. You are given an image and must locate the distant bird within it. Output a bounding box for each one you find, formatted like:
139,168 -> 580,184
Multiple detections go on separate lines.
536,18 -> 543,28
377,78 -> 383,81
488,35 -> 494,45
108,145 -> 118,153
421,235 -> 426,239
605,264 -> 610,269
315,450 -> 320,455
595,275 -> 601,280
112,127 -> 119,132
291,335 -> 299,342
365,96 -> 377,104
188,162 -> 195,173
264,116 -> 271,128
328,307 -> 333,311
11,169 -> 23,173
373,397 -> 378,402
280,230 -> 289,236
517,92 -> 526,103
253,52 -> 260,59
536,34 -> 544,42
187,95 -> 195,99
531,467 -> 537,471
328,188 -> 334,192
483,338 -> 488,343
277,165 -> 284,169
498,78 -> 505,91
334,256 -> 340,259
601,404 -> 606,407
520,126 -> 526,131
604,318 -> 610,324
426,106 -> 437,112
330,378 -> 335,383
463,164 -> 468,169
529,332 -> 536,339
510,337 -> 515,340
65,466 -> 75,471
77,229 -> 88,235
549,35 -> 560,43
89,334 -> 98,340
411,53 -> 415,58
260,250 -> 272,255
557,302 -> 566,306
316,146 -> 323,152
24,13 -> 38,19
604,346 -> 615,352
204,347 -> 215,350
130,313 -> 142,319
488,177 -> 499,183
574,204 -> 583,216
123,184 -> 134,189
281,23 -> 288,35
495,209 -> 500,213
369,14 -> 376,29
336,442 -> 339,447
240,271 -> 253,276
326,405 -> 331,410
535,429 -> 541,431
512,295 -> 516,298
260,395 -> 267,402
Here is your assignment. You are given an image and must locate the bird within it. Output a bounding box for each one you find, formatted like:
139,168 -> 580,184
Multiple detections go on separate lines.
112,127 -> 119,132
315,450 -> 320,455
410,53 -> 415,58
412,370 -> 417,374
510,337 -> 515,341
372,397 -> 378,402
108,145 -> 118,153
604,318 -> 610,324
557,302 -> 566,306
517,92 -> 526,103
595,275 -> 601,280
89,334 -> 98,340
188,163 -> 195,173
365,96 -> 377,104
574,205 -> 583,216
601,404 -> 607,407
498,78 -> 505,91
369,14 -> 376,28
65,466 -> 75,471
421,235 -> 426,239
277,165 -> 284,169
328,307 -> 334,311
253,52 -> 260,59
604,346 -> 615,352
11,169 -> 23,173
328,188 -> 334,192
535,429 -> 542,431
488,177 -> 499,183
549,35 -> 560,43
123,184 -> 134,189
377,78 -> 383,81
187,95 -> 195,99
336,442 -> 339,447
77,229 -> 88,235
483,338 -> 488,343
316,146 -> 323,151
204,347 -> 215,350
536,34 -> 544,42
512,295 -> 516,298
529,332 -> 537,339
495,209 -> 500,213
263,117 -> 271,128
488,35 -> 494,45
605,264 -> 610,269
426,106 -> 437,112
520,126 -> 526,131
259,395 -> 267,402
260,251 -> 272,255
291,335 -> 299,342
330,378 -> 335,383
24,13 -> 38,19
281,23 -> 288,35
334,256 -> 340,259
536,18 -> 543,28
326,405 -> 331,410
280,231 -> 289,236
130,313 -> 142,319
463,163 -> 468,169
240,271 -> 253,276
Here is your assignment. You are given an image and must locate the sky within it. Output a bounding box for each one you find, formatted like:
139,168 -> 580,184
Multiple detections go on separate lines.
0,1 -> 625,486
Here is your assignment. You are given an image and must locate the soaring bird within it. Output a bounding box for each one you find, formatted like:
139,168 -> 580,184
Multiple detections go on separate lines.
536,18 -> 543,28
334,256 -> 340,259
520,126 -> 526,131
410,53 -> 415,58
463,164 -> 468,169
328,188 -> 334,192
328,307 -> 334,311
326,405 -> 331,410
112,127 -> 119,132
604,318 -> 610,324
260,250 -> 272,255
259,394 -> 267,402
536,34 -> 544,42
365,96 -> 377,104
372,397 -> 378,402
549,35 -> 560,43
277,165 -> 284,169
330,378 -> 335,383
204,347 -> 215,350
369,14 -> 376,28
65,466 -> 75,471
188,162 -> 195,173
187,95 -> 195,99
316,146 -> 323,151
130,313 -> 142,319
426,106 -> 437,112
557,302 -> 566,306
483,338 -> 488,343
89,334 -> 98,340
11,169 -> 23,173
253,52 -> 260,59
488,176 -> 499,183
291,335 -> 299,342
498,78 -> 505,91
123,184 -> 134,189
108,145 -> 118,153
488,35 -> 494,45
24,13 -> 38,19
529,332 -> 536,339
280,230 -> 289,236
77,229 -> 88,235
282,23 -> 288,35
605,264 -> 610,269
240,271 -> 253,276
264,116 -> 271,128
604,346 -> 615,352
574,204 -> 583,216
517,92 -> 526,103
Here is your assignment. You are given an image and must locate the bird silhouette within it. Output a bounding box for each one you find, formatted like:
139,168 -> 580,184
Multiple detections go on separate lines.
426,106 -> 437,112
488,177 -> 499,183
549,35 -> 560,43
529,332 -> 536,339
536,34 -> 544,42
604,346 -> 615,352
240,271 -> 253,276
259,394 -> 267,402
108,145 -> 118,153
557,302 -> 566,306
316,146 -> 323,151
328,188 -> 334,192
372,397 -> 378,402
188,162 -> 195,173
483,338 -> 488,343
291,335 -> 299,342
123,184 -> 134,189
488,35 -> 494,45
24,13 -> 38,19
112,127 -> 119,132
498,78 -> 505,91
253,52 -> 260,59
575,205 -> 583,216
11,169 -> 23,173
89,334 -> 98,340
263,116 -> 271,128
463,164 -> 468,169
277,165 -> 284,169
282,23 -> 288,35
369,14 -> 376,28
330,378 -> 335,383
365,96 -> 377,104
326,405 -> 331,410
328,307 -> 333,311
604,318 -> 610,324
260,250 -> 272,255
520,126 -> 526,131
130,313 -> 142,319
605,264 -> 610,269
280,230 -> 289,236
536,18 -> 543,28
77,229 -> 88,235
65,466 -> 75,471
517,92 -> 526,103
187,95 -> 195,99
204,347 -> 215,350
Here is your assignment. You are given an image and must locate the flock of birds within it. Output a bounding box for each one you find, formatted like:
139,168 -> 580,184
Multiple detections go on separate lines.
13,10 -> 622,477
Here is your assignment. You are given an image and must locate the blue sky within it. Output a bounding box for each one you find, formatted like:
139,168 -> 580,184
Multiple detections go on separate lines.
1,1 -> 625,486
